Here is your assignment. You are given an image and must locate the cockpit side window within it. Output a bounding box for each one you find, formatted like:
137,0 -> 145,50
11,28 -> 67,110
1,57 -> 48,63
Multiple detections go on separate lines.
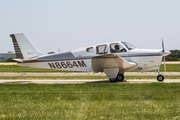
110,43 -> 126,53
86,47 -> 93,53
96,44 -> 108,54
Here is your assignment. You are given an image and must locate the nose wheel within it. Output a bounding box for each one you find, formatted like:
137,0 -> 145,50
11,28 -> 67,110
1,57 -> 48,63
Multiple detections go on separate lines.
157,75 -> 164,82
157,70 -> 164,82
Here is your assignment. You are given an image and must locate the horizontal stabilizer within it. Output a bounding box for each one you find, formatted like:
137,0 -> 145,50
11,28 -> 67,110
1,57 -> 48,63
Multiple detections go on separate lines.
13,58 -> 38,62
13,59 -> 23,62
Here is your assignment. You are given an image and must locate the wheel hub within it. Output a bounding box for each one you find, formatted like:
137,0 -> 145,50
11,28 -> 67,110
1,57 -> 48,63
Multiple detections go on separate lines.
118,76 -> 122,80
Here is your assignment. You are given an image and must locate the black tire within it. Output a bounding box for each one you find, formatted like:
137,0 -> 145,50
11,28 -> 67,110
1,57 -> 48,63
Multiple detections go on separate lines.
157,75 -> 164,82
116,73 -> 124,81
109,78 -> 117,82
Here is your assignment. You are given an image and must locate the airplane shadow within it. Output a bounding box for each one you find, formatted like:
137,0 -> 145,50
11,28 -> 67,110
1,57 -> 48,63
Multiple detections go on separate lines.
3,81 -> 32,84
85,80 -> 128,83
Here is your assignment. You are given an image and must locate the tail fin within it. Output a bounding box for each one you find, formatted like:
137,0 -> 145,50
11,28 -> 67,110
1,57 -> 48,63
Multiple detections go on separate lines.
10,33 -> 44,59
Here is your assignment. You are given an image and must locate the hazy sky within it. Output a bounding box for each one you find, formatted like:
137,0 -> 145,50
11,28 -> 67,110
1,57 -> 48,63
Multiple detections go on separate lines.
1,0 -> 180,53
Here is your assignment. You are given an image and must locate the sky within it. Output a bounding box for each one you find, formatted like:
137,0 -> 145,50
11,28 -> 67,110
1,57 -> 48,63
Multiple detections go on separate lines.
0,0 -> 180,53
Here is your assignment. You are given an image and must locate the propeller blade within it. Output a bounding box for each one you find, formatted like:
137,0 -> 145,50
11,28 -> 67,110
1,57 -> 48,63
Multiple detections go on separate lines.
162,39 -> 165,52
162,39 -> 166,72
162,39 -> 171,56
163,56 -> 166,72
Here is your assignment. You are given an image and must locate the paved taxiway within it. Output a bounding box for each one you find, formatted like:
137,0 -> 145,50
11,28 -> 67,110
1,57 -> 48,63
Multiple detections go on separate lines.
0,72 -> 180,76
1,79 -> 180,84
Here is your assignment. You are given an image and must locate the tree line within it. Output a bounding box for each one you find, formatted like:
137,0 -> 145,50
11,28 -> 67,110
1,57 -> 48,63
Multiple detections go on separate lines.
166,49 -> 180,61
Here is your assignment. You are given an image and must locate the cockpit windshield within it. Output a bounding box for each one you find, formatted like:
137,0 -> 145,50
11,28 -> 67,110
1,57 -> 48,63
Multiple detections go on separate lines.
121,42 -> 137,50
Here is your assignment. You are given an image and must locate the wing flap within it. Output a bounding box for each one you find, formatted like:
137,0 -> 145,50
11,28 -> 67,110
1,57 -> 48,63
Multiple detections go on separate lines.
92,54 -> 136,73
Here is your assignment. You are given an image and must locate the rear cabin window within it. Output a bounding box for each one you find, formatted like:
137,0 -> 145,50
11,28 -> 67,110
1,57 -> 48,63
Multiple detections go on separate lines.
86,47 -> 93,53
96,44 -> 108,54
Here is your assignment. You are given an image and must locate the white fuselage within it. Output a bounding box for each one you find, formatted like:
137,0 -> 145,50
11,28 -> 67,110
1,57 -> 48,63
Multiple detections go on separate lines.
18,42 -> 163,73
11,33 -> 171,81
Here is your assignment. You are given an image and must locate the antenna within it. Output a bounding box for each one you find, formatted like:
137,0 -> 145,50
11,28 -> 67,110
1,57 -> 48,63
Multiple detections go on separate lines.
58,48 -> 60,53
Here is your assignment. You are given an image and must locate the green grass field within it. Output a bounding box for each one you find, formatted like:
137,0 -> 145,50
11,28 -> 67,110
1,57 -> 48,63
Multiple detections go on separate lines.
0,65 -> 74,72
0,83 -> 180,119
0,64 -> 180,72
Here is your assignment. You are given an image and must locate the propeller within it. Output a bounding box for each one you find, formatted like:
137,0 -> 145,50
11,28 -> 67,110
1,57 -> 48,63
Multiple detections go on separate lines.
162,39 -> 166,72
161,39 -> 172,72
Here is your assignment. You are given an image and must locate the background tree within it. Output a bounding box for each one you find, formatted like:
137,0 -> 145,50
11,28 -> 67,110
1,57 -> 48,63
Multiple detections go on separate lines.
48,52 -> 55,54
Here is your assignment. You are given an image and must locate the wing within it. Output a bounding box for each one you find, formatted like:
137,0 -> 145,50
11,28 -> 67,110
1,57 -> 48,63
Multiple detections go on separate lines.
92,54 -> 137,73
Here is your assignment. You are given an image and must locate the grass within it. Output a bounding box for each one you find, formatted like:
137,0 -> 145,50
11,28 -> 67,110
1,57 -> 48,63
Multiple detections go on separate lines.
159,64 -> 180,72
0,64 -> 180,72
0,83 -> 180,119
0,76 -> 180,80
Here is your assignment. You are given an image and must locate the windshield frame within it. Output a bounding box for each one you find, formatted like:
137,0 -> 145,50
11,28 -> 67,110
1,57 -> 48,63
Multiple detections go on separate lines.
121,42 -> 137,50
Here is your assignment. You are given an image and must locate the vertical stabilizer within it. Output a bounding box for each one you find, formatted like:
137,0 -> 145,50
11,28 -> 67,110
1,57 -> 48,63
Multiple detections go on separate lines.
10,33 -> 44,59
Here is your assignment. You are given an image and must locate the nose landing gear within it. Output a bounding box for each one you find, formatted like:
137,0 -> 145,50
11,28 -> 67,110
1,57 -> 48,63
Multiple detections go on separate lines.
157,75 -> 164,82
157,70 -> 164,82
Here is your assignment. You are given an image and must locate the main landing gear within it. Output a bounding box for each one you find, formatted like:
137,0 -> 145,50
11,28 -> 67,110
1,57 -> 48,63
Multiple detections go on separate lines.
109,73 -> 124,82
157,70 -> 164,82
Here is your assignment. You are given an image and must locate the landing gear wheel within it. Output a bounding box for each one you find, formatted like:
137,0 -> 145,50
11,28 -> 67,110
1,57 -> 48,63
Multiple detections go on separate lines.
157,75 -> 164,82
116,74 -> 124,81
109,78 -> 117,82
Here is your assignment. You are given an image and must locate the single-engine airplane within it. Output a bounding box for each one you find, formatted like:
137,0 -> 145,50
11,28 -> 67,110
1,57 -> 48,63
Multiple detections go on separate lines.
10,33 -> 171,82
